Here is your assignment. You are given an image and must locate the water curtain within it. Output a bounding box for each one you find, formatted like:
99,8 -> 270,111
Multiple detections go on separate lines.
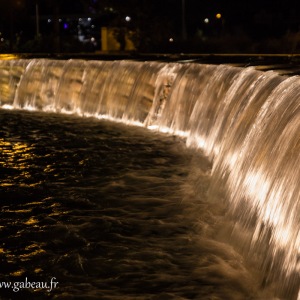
0,58 -> 299,298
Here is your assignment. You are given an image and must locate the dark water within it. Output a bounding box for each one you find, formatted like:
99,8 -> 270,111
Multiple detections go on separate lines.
0,109 -> 271,300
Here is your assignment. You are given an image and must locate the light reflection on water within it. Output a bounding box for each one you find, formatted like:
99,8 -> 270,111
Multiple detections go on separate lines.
0,138 -> 37,188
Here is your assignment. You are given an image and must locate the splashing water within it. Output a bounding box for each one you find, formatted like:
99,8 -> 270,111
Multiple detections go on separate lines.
0,58 -> 299,299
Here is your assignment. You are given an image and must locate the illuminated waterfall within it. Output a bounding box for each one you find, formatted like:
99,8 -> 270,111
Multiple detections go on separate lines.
0,58 -> 299,298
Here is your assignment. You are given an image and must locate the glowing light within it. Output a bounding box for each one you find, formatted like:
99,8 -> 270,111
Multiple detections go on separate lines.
169,38 -> 174,42
24,217 -> 39,225
22,104 -> 38,111
216,13 -> 222,19
1,104 -> 14,109
0,138 -> 37,188
10,270 -> 25,277
125,16 -> 131,22
147,125 -> 188,138
204,18 -> 209,24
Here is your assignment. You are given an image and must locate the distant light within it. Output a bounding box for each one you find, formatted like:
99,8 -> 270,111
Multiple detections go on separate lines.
59,19 -> 62,22
204,18 -> 209,24
88,17 -> 92,21
125,16 -> 131,22
91,25 -> 95,29
79,18 -> 82,22
91,37 -> 95,42
1,38 -> 4,42
48,19 -> 51,23
216,13 -> 222,19
64,23 -> 68,29
169,37 -> 174,42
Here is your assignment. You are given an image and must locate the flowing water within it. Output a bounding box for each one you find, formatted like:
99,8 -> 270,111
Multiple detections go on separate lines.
0,58 -> 299,299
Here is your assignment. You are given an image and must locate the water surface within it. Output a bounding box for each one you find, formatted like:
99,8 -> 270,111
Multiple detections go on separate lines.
0,109 -> 267,299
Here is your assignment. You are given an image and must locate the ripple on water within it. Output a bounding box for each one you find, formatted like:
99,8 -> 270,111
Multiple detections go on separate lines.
0,110 -> 268,299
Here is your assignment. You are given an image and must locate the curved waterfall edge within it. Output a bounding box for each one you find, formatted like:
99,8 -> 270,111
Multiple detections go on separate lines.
0,58 -> 299,299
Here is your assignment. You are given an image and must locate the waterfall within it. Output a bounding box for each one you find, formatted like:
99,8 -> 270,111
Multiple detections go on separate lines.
0,58 -> 299,298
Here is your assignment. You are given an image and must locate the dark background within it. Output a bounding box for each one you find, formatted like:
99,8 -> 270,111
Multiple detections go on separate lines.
1,0 -> 300,54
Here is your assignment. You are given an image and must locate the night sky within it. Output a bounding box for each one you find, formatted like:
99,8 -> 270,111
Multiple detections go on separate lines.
0,0 -> 300,53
